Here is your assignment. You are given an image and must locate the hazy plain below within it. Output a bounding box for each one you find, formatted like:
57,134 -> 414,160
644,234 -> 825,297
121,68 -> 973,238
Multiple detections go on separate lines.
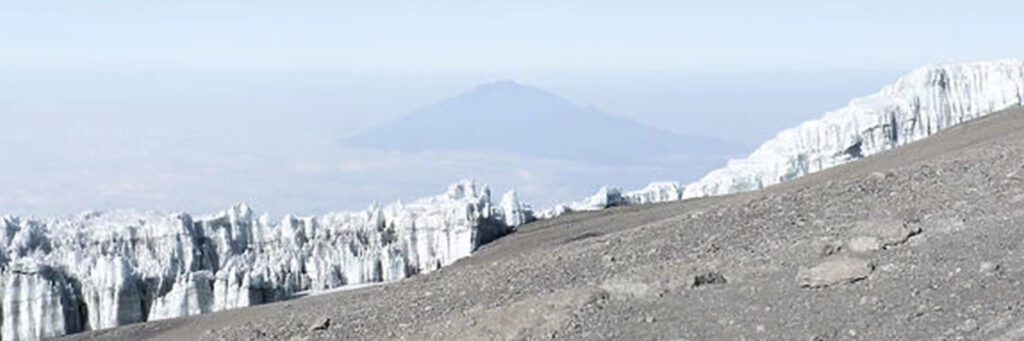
0,68 -> 901,216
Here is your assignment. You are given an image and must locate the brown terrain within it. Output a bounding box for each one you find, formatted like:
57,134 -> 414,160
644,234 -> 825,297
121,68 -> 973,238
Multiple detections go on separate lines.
62,106 -> 1024,340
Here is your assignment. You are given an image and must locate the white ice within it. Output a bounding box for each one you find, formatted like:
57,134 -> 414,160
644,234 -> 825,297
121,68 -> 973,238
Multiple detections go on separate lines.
0,180 -> 531,340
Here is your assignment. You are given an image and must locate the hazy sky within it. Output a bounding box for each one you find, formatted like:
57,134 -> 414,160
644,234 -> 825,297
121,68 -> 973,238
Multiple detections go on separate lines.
2,0 -> 1021,216
3,1 -> 1022,72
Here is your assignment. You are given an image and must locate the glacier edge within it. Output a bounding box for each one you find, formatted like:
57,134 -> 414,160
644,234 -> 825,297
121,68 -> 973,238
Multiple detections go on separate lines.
0,180 -> 532,340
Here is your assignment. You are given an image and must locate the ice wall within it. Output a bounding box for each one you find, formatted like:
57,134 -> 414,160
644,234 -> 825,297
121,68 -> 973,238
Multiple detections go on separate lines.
0,180 -> 531,340
684,60 -> 1024,197
536,182 -> 685,218
537,60 -> 1024,217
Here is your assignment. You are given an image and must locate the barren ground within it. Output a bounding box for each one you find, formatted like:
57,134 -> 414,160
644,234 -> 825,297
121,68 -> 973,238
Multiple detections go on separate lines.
62,106 -> 1024,340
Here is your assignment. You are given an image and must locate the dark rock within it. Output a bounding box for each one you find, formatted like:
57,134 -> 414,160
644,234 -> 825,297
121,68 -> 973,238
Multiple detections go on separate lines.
692,272 -> 728,288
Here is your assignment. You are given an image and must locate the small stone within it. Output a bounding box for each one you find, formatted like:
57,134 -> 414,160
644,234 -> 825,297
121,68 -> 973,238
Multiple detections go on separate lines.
798,256 -> 873,288
310,318 -> 331,331
980,262 -> 1001,274
821,242 -> 843,257
692,272 -> 728,288
643,315 -> 656,323
847,236 -> 882,252
849,220 -> 921,248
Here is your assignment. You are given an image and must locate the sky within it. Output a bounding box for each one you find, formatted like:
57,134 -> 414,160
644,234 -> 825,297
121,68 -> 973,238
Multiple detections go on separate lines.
3,1 -> 1022,72
2,0 -> 1022,216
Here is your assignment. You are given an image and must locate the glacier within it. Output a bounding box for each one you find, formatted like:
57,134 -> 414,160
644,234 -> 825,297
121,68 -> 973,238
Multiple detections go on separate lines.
683,59 -> 1024,197
539,59 -> 1024,221
536,182 -> 685,218
0,180 -> 531,340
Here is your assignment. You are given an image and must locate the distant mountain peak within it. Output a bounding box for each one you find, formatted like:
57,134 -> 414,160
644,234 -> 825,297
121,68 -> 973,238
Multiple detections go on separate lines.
455,80 -> 568,107
343,80 -> 738,165
472,79 -> 522,90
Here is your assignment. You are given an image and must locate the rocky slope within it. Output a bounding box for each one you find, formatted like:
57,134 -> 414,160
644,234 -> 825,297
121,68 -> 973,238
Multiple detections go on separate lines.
0,180 -> 530,340
61,102 -> 1024,340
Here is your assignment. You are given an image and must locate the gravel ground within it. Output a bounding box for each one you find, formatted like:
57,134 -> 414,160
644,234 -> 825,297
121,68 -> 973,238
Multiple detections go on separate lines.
62,106 -> 1024,341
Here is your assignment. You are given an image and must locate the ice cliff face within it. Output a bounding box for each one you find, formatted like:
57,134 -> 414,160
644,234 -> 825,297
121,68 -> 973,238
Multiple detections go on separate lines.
684,60 -> 1024,198
538,60 -> 1024,217
0,180 -> 531,340
537,182 -> 685,218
